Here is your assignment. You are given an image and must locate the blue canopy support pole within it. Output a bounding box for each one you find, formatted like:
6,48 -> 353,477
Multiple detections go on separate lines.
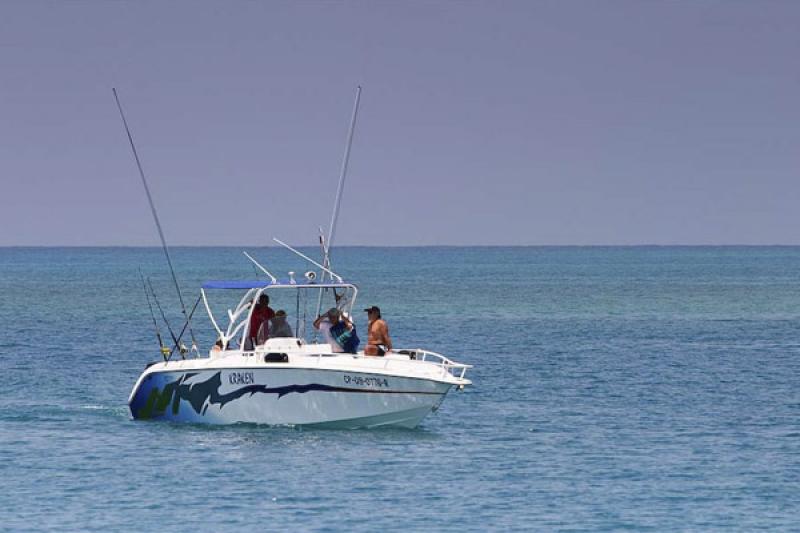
201,288 -> 224,341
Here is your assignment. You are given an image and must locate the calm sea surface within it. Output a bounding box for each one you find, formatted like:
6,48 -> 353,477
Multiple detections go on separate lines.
1,246 -> 799,531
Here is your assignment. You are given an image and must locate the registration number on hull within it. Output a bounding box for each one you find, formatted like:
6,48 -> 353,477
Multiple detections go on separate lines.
343,374 -> 389,388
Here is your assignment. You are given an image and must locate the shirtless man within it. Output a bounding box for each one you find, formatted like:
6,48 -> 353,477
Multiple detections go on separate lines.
364,305 -> 392,356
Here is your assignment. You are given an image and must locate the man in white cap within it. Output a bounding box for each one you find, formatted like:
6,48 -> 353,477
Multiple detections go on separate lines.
313,308 -> 358,353
313,308 -> 343,352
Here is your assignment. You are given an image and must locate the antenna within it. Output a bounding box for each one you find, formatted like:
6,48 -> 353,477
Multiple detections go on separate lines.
273,238 -> 344,283
113,88 -> 198,353
242,251 -> 278,282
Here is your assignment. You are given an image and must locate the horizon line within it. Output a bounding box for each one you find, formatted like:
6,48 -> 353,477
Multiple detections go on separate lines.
4,243 -> 800,248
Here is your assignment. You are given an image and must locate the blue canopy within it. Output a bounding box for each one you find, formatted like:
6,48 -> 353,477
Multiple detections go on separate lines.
202,279 -> 351,289
201,280 -> 270,289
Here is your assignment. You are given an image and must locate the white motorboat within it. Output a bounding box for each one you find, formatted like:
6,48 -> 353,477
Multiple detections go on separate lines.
128,273 -> 472,429
118,86 -> 470,428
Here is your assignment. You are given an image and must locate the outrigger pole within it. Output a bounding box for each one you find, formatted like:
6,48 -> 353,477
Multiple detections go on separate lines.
315,86 -> 362,318
326,85 -> 361,261
113,88 -> 198,355
242,251 -> 277,283
273,238 -> 344,283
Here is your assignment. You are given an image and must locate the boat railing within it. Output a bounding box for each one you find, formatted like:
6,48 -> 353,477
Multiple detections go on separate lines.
299,347 -> 471,380
393,348 -> 472,380
230,344 -> 471,381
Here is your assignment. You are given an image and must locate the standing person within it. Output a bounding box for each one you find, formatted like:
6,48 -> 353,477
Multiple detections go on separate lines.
331,310 -> 359,354
313,308 -> 359,354
249,294 -> 275,348
313,308 -> 343,353
364,305 -> 392,356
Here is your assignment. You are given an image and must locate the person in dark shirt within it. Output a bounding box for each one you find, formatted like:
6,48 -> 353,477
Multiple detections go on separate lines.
314,308 -> 359,354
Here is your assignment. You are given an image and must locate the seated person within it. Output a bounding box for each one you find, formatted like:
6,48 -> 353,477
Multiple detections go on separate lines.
211,338 -> 233,352
270,309 -> 293,338
313,308 -> 359,354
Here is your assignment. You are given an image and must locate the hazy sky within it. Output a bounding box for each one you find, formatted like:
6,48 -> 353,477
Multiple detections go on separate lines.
1,1 -> 798,246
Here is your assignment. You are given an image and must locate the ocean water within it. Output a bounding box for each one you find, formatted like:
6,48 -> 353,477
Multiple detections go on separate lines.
1,246 -> 799,531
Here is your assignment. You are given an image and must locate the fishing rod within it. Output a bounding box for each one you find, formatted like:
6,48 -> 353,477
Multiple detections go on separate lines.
315,86 -> 361,319
167,296 -> 202,361
113,88 -> 198,354
311,229 -> 328,342
139,268 -> 170,361
147,277 -> 187,359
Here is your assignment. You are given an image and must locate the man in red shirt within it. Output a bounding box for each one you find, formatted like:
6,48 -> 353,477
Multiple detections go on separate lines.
249,294 -> 275,348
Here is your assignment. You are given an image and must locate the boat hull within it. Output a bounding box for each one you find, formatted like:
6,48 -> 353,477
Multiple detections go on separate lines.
129,367 -> 451,428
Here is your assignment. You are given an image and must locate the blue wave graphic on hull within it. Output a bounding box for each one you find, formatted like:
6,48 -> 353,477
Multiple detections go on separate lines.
131,371 -> 345,419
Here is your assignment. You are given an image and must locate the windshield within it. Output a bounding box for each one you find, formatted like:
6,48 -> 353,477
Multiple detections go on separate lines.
201,283 -> 358,351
